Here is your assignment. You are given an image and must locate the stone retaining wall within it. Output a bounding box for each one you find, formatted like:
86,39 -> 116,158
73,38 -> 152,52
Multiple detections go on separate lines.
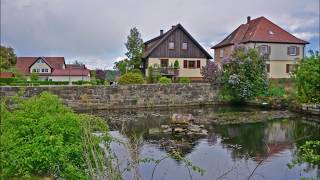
0,84 -> 218,110
301,104 -> 320,115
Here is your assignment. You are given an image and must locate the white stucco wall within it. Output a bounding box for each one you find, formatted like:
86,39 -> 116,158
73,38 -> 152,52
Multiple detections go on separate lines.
147,58 -> 207,77
30,61 -> 52,73
245,43 -> 304,60
48,76 -> 91,82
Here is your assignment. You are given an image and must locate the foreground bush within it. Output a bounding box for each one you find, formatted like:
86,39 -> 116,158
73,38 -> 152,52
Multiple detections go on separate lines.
118,72 -> 144,85
179,77 -> 191,84
293,52 -> 320,103
158,77 -> 172,84
0,92 -> 111,179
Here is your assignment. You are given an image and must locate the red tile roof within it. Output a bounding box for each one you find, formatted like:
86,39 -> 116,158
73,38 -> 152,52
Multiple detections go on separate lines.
212,16 -> 308,49
51,68 -> 90,76
0,72 -> 15,78
16,57 -> 65,75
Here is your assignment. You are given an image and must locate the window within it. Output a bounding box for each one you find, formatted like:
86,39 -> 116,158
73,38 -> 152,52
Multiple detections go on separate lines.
188,61 -> 196,68
41,69 -> 45,72
36,69 -> 40,72
160,59 -> 169,67
183,60 -> 188,68
220,49 -> 224,58
182,42 -> 188,50
168,42 -> 175,49
266,64 -> 270,73
197,60 -> 201,68
32,69 -> 36,72
37,59 -> 44,63
45,69 -> 48,72
259,45 -> 269,55
286,64 -> 294,73
288,46 -> 298,56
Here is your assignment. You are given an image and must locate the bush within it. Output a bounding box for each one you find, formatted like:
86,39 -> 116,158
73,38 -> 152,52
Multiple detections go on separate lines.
174,60 -> 180,69
293,53 -> 320,103
179,77 -> 191,84
265,83 -> 285,97
0,92 -> 110,179
220,45 -> 268,102
158,77 -> 172,84
118,72 -> 144,85
30,72 -> 39,81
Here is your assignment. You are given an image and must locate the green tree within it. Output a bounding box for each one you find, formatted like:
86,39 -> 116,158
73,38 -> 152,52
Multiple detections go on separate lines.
125,27 -> 144,70
221,45 -> 268,102
30,72 -> 39,81
0,45 -> 17,70
118,72 -> 144,85
114,58 -> 130,75
292,50 -> 320,103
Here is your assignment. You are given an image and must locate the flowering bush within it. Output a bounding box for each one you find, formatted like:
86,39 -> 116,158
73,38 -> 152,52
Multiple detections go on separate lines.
221,45 -> 268,101
200,60 -> 222,85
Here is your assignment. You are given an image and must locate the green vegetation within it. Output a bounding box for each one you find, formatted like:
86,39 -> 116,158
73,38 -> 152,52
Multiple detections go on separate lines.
0,45 -> 16,70
0,92 -> 112,179
30,72 -> 39,81
179,77 -> 191,84
118,72 -> 144,85
125,27 -> 144,70
265,82 -> 285,97
220,46 -> 268,102
174,60 -> 180,69
292,51 -> 320,103
158,77 -> 172,84
0,78 -> 70,86
288,140 -> 320,172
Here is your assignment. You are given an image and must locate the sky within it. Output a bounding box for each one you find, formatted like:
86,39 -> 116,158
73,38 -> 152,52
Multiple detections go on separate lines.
1,0 -> 319,70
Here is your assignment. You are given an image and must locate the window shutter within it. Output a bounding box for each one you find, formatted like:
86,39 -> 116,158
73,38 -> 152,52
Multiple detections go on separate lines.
266,64 -> 270,73
197,60 -> 201,68
287,47 -> 290,55
183,60 -> 188,68
286,64 -> 289,73
268,46 -> 271,54
296,47 -> 300,56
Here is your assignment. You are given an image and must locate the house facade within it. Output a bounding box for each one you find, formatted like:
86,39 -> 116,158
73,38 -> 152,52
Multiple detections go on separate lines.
212,16 -> 308,78
143,24 -> 212,81
16,57 -> 90,81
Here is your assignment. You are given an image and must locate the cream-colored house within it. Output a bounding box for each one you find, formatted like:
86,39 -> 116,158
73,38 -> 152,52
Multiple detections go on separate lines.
212,16 -> 308,78
16,57 -> 90,81
142,24 -> 212,81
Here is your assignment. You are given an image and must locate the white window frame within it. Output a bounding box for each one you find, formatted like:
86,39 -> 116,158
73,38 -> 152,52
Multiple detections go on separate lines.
259,45 -> 268,55
45,69 -> 48,72
168,42 -> 175,50
182,42 -> 188,50
220,49 -> 224,58
288,46 -> 298,56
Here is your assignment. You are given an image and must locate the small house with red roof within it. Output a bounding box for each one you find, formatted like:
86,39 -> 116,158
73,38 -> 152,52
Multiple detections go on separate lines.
15,57 -> 90,81
212,16 -> 309,78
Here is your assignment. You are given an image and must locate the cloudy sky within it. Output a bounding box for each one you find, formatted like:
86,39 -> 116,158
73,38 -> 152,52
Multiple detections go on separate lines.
1,0 -> 319,69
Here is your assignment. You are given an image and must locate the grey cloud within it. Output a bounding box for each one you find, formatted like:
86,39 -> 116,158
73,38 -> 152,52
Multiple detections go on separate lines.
1,0 -> 319,69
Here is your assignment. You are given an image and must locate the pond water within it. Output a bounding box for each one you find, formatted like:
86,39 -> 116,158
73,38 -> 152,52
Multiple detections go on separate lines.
85,105 -> 320,180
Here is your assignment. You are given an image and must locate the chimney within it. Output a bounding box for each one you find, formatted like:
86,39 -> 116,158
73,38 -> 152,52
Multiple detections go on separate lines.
247,16 -> 251,23
160,30 -> 164,35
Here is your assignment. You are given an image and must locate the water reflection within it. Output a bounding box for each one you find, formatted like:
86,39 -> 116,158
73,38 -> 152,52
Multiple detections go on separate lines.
85,105 -> 320,180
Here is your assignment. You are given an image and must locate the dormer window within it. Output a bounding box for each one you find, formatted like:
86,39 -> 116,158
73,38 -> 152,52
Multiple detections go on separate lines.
37,59 -> 44,63
168,42 -> 175,50
259,45 -> 269,55
288,46 -> 298,56
182,42 -> 188,50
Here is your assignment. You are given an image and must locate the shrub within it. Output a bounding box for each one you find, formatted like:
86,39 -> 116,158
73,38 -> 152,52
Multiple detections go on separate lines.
30,72 -> 39,81
158,77 -> 172,84
118,72 -> 144,85
292,52 -> 320,103
174,60 -> 180,69
265,83 -> 285,97
179,77 -> 191,84
220,45 -> 268,102
0,92 -> 110,179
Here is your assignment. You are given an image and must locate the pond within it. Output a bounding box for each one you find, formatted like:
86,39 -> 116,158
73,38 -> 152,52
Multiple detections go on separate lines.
85,105 -> 320,180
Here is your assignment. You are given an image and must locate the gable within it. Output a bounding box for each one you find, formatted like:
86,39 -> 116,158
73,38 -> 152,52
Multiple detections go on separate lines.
144,24 -> 212,59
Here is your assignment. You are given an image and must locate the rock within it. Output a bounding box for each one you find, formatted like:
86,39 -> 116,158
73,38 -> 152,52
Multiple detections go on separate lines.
201,129 -> 208,135
161,125 -> 169,129
188,124 -> 201,132
171,113 -> 194,124
174,127 -> 185,133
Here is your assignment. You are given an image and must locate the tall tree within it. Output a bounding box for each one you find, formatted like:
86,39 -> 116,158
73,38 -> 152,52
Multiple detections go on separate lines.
125,27 -> 144,70
114,58 -> 130,75
0,45 -> 17,70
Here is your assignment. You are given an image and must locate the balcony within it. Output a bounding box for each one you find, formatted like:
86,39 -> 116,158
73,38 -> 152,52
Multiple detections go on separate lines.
154,67 -> 179,76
